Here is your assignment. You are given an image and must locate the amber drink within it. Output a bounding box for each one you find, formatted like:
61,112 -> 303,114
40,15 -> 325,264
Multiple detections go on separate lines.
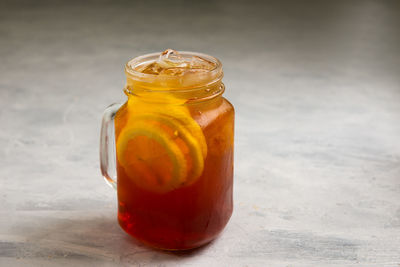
100,49 -> 234,250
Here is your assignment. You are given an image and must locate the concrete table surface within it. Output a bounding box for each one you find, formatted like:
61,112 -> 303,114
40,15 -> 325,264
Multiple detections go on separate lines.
1,0 -> 400,266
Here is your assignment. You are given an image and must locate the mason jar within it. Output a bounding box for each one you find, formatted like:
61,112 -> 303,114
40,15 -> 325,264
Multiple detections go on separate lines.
100,50 -> 235,250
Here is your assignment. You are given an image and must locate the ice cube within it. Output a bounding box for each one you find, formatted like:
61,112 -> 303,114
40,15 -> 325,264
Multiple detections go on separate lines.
159,67 -> 186,76
139,62 -> 164,75
135,49 -> 216,76
189,56 -> 216,71
158,49 -> 188,69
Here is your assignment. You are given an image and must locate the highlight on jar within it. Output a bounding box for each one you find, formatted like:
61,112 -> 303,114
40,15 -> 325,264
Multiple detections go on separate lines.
100,49 -> 235,250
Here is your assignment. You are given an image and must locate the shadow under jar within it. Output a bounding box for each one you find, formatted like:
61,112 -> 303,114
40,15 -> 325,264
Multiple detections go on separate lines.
100,49 -> 234,250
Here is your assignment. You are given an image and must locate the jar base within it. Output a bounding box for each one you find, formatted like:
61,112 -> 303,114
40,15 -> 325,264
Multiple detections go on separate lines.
117,213 -> 229,251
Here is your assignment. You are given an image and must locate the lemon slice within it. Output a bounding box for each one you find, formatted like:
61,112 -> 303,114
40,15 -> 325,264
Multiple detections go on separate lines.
117,94 -> 207,192
129,113 -> 204,182
117,121 -> 187,192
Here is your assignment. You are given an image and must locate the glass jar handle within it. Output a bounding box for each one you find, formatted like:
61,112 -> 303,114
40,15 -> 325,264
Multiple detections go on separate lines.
100,103 -> 121,189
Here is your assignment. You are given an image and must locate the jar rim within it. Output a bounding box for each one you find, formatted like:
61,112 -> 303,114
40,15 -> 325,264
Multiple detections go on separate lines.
124,51 -> 223,91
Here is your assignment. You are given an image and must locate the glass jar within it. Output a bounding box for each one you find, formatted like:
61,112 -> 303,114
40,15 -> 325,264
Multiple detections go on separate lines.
100,50 -> 234,250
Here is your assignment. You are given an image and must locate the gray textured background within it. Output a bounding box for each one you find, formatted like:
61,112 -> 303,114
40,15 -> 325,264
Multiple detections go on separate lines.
1,0 -> 400,266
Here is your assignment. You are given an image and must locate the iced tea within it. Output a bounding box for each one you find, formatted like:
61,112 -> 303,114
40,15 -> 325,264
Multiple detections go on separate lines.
114,50 -> 234,250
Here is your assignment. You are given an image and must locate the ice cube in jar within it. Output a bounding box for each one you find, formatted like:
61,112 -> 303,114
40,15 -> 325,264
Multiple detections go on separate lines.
135,49 -> 216,76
